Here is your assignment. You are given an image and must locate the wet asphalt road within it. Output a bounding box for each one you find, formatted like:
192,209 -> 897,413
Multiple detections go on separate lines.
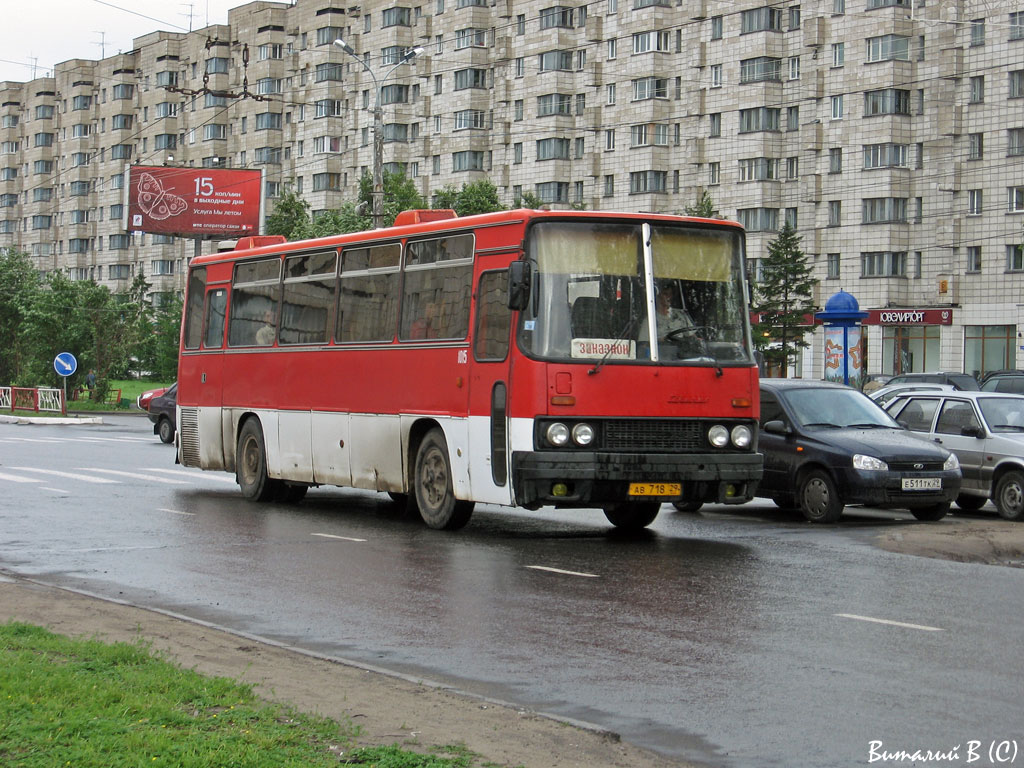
1,415 -> 1023,768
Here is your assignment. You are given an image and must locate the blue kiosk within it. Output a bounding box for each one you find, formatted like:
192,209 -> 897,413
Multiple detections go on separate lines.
815,291 -> 868,387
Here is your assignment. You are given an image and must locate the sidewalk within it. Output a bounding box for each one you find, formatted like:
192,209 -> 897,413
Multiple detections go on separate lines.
0,573 -> 687,768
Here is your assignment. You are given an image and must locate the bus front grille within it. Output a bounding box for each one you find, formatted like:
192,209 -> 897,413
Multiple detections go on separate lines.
603,420 -> 705,452
179,407 -> 201,466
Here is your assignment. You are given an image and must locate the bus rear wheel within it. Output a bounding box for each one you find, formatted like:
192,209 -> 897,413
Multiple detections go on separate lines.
604,502 -> 661,531
236,419 -> 279,502
413,428 -> 474,530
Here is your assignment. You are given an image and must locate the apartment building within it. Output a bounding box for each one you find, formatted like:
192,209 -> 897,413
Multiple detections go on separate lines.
0,0 -> 1021,378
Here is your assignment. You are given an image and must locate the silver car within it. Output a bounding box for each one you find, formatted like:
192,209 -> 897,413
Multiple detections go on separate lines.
884,391 -> 1024,520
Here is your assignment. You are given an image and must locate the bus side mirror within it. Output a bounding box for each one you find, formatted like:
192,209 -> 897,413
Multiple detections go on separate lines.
508,261 -> 531,311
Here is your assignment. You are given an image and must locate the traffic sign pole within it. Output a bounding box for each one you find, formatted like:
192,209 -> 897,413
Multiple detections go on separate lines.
53,353 -> 78,416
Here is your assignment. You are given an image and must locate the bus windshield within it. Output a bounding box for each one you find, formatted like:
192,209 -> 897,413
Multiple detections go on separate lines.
520,221 -> 752,365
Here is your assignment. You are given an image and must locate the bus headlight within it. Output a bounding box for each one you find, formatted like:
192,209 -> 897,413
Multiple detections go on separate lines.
546,422 -> 570,447
731,425 -> 753,449
571,423 -> 595,446
708,425 -> 729,448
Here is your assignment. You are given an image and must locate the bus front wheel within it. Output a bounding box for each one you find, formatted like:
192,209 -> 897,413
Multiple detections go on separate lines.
604,502 -> 661,531
413,428 -> 474,530
236,419 -> 278,502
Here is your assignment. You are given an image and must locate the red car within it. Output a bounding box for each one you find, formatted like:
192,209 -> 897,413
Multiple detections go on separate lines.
137,386 -> 168,411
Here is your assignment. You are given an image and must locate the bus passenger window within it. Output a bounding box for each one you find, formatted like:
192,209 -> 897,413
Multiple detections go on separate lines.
280,251 -> 337,345
203,289 -> 227,349
228,258 -> 281,347
338,243 -> 400,342
400,264 -> 472,340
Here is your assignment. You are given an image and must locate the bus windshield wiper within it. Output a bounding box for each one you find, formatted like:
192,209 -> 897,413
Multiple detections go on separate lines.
588,316 -> 639,375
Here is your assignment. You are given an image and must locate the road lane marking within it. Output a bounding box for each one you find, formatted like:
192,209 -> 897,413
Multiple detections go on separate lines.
312,533 -> 367,543
76,468 -> 190,484
143,468 -> 237,484
0,472 -> 43,483
8,467 -> 119,484
40,487 -> 70,493
835,613 -> 944,632
525,565 -> 600,578
158,508 -> 195,516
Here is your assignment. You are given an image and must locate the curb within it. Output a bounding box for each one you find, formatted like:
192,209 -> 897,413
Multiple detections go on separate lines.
0,414 -> 104,425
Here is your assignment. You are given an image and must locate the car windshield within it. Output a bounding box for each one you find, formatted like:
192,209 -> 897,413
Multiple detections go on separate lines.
978,396 -> 1024,432
782,387 -> 898,429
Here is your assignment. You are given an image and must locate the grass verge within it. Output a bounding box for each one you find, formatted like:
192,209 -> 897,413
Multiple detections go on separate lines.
0,622 -> 495,767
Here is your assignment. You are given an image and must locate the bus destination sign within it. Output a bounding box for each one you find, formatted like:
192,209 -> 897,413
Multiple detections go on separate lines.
126,166 -> 262,237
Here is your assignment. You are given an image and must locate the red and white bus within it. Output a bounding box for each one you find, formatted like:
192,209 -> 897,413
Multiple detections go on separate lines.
177,209 -> 761,530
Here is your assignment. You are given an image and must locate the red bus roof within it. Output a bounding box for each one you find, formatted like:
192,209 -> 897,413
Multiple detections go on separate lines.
189,208 -> 743,267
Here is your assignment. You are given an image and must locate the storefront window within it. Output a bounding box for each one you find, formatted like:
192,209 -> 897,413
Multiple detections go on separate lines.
881,325 -> 940,374
964,325 -> 1014,379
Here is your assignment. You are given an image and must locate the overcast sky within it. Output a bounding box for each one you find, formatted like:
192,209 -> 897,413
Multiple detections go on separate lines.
0,0 -> 243,83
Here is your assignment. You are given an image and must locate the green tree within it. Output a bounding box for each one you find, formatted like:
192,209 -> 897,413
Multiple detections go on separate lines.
515,191 -> 545,209
0,250 -> 42,385
264,187 -> 311,238
292,203 -> 371,239
431,184 -> 459,211
137,292 -> 183,382
751,222 -> 818,377
451,179 -> 505,216
358,170 -> 426,227
684,190 -> 718,218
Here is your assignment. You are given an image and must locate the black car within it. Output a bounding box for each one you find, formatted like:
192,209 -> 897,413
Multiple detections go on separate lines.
758,379 -> 961,522
979,370 -> 1024,394
147,382 -> 177,444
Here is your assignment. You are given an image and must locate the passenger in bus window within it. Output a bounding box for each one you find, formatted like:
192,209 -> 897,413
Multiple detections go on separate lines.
408,301 -> 439,339
256,309 -> 276,346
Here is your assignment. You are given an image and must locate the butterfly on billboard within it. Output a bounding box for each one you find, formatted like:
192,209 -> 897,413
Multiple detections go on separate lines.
136,172 -> 188,220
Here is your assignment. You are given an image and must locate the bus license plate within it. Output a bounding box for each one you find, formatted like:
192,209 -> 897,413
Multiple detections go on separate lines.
902,477 -> 941,491
628,482 -> 681,497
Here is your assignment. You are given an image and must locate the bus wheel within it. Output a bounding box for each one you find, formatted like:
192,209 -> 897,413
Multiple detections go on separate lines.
414,428 -> 474,530
604,502 -> 660,531
236,419 -> 278,502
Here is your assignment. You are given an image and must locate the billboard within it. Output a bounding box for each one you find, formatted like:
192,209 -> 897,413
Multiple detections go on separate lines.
126,166 -> 263,237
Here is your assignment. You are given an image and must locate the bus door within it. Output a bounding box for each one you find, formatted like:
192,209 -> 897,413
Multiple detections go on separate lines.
195,284 -> 229,470
467,268 -> 515,505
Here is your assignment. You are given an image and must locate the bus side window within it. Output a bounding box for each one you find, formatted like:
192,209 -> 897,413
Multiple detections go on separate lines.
203,289 -> 227,349
228,258 -> 282,347
401,235 -> 474,341
474,270 -> 511,361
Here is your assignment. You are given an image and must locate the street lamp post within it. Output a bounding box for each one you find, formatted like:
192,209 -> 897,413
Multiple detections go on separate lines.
335,39 -> 424,229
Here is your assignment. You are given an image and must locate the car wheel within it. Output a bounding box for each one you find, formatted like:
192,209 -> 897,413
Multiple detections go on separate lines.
604,502 -> 661,531
994,470 -> 1024,521
413,428 -> 474,530
157,417 -> 175,444
910,502 -> 950,521
955,494 -> 988,512
236,418 -> 279,502
672,500 -> 704,513
797,469 -> 844,523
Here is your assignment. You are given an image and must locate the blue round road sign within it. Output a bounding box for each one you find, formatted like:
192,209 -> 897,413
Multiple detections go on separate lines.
54,352 -> 78,377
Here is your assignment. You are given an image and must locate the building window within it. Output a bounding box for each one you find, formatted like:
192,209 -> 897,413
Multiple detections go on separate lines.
1008,244 -> 1024,271
629,171 -> 667,194
453,150 -> 485,171
1009,186 -> 1024,212
632,77 -> 668,100
539,50 -> 573,72
738,107 -> 780,133
737,208 -> 779,232
154,134 -> 176,150
604,174 -> 614,196
1009,128 -> 1024,156
632,31 -> 671,54
828,200 -> 841,226
204,124 -> 227,141
864,88 -> 910,116
861,251 -> 907,277
970,76 -> 985,103
832,42 -> 845,67
789,56 -> 800,80
206,57 -> 229,74
882,324 -> 937,375
536,181 -> 569,203
740,7 -> 782,33
454,109 -> 487,129
862,197 -> 908,223
1010,71 -> 1024,99
454,68 -> 488,90
827,253 -> 841,278
513,143 -> 523,164
1011,11 -> 1024,40
740,57 -> 782,83
831,95 -> 844,119
863,143 -> 907,168
382,7 -> 412,27
965,326 -> 1014,379
454,28 -> 486,49
967,246 -> 982,272
537,137 -> 571,160
866,34 -> 910,62
971,19 -> 985,46
710,64 -> 722,88
315,62 -> 343,82
537,93 -> 571,116
968,189 -> 983,215
630,124 -> 669,147
969,132 -> 984,160
709,113 -> 721,137
711,15 -> 723,39
738,157 -> 780,181
605,129 -> 615,150
709,162 -> 720,185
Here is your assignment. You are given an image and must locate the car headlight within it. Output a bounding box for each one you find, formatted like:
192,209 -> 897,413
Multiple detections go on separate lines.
708,424 -> 729,448
943,452 -> 960,471
571,423 -> 595,446
853,453 -> 888,471
546,422 -> 570,447
731,424 -> 752,449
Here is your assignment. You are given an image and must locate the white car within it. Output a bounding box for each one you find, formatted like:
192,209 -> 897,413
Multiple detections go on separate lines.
883,391 -> 1024,520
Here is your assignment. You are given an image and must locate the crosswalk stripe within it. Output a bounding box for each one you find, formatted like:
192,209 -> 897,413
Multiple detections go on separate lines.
76,468 -> 189,484
8,467 -> 120,484
0,472 -> 42,483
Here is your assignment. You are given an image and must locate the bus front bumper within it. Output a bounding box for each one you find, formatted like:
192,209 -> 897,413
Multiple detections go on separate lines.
511,451 -> 763,509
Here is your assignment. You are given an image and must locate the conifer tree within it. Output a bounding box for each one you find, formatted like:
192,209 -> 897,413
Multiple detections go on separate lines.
750,222 -> 818,377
